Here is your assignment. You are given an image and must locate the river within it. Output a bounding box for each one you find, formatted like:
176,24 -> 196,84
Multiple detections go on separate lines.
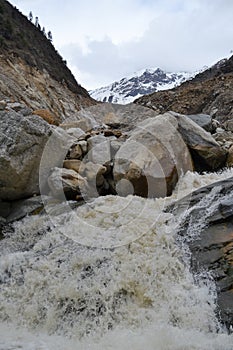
0,169 -> 233,349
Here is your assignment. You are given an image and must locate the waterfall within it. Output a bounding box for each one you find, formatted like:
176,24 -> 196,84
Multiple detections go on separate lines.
0,169 -> 233,349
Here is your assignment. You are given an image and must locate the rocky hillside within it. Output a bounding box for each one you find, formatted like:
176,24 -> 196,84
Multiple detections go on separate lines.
0,0 -> 95,118
135,55 -> 233,124
90,68 -> 195,104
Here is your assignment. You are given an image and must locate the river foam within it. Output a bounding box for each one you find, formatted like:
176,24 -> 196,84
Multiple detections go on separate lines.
1,169 -> 233,349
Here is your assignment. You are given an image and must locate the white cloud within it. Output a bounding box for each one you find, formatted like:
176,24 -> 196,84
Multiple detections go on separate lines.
10,0 -> 233,89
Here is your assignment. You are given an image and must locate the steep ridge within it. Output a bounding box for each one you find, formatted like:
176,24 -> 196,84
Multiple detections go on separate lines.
0,0 -> 95,118
135,55 -> 233,123
90,68 -> 195,104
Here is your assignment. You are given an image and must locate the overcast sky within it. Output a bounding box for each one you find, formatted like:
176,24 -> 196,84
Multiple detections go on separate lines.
10,0 -> 233,90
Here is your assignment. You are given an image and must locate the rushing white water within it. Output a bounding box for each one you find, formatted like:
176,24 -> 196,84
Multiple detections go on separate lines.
1,169 -> 233,349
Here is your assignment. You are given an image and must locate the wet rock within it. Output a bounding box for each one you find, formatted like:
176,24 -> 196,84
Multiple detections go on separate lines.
208,198 -> 233,222
167,176 -> 233,329
0,216 -> 6,238
168,176 -> 233,217
6,196 -> 48,223
227,145 -> 233,167
0,201 -> 11,218
113,113 -> 193,198
218,290 -> 233,326
0,109 -> 51,200
190,220 -> 233,329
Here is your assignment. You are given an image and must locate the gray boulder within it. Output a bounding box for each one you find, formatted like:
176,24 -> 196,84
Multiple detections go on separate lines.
186,113 -> 213,133
113,113 -> 193,198
169,112 -> 227,171
0,110 -> 51,200
6,196 -> 48,223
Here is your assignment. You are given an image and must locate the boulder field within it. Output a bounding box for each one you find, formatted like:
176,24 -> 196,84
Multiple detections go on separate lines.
0,103 -> 230,203
1,101 -> 233,330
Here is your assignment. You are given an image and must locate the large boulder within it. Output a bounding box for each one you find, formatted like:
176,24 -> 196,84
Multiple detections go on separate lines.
0,110 -> 52,200
169,112 -> 227,171
113,114 -> 193,198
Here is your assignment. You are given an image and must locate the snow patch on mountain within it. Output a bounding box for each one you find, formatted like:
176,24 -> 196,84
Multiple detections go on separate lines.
90,68 -> 197,104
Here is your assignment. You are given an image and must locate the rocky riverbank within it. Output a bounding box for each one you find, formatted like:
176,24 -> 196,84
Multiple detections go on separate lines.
167,177 -> 233,329
1,100 -> 233,329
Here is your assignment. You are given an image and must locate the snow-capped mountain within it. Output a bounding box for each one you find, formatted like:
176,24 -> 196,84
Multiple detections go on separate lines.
90,68 -> 196,104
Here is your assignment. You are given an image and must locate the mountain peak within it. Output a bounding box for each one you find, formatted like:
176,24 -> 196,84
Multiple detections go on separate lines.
90,68 -> 196,104
134,55 -> 233,123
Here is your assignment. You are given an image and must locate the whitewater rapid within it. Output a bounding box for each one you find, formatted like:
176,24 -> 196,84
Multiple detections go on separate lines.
1,169 -> 233,349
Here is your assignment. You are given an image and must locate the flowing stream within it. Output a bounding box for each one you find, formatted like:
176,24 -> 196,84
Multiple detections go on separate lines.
1,169 -> 233,349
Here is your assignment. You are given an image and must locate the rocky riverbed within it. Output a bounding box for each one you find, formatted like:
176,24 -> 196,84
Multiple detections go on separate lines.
1,100 -> 233,332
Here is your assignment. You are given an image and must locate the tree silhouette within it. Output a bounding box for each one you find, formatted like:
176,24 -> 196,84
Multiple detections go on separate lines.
35,16 -> 39,27
28,11 -> 33,22
47,31 -> 53,41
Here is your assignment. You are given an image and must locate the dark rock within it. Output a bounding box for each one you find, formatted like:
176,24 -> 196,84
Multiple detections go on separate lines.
0,200 -> 11,218
218,290 -> 233,326
168,176 -> 233,221
0,216 -> 6,239
187,114 -> 213,133
6,196 -> 48,223
167,176 -> 233,329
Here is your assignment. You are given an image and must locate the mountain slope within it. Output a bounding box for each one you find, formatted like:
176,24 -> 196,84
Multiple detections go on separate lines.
90,68 -> 195,104
0,0 -> 95,117
135,56 -> 233,123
